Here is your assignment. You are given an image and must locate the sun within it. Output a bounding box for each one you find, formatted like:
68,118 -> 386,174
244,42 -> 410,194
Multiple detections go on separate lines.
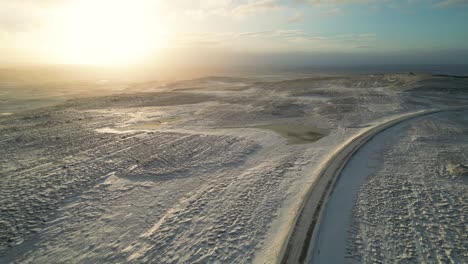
50,0 -> 165,66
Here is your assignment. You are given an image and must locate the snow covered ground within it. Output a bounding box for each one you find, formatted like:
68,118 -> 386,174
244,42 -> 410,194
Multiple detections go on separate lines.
0,73 -> 467,263
346,110 -> 468,263
310,109 -> 468,264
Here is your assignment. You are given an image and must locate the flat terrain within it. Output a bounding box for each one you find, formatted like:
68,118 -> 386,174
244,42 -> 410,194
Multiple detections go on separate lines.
1,73 -> 467,263
282,108 -> 457,264
310,109 -> 468,264
345,110 -> 468,263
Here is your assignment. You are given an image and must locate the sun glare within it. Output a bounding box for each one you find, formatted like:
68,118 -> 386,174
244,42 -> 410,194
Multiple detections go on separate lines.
50,0 -> 165,65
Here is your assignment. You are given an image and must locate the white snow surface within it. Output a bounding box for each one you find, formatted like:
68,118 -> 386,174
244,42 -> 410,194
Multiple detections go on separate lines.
310,110 -> 468,263
0,74 -> 467,263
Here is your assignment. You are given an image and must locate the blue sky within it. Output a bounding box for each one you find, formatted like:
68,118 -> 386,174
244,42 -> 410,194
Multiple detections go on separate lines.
294,1 -> 468,51
1,0 -> 467,66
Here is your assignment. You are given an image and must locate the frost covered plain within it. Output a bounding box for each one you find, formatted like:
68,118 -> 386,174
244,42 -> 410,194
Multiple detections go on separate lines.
1,73 -> 467,263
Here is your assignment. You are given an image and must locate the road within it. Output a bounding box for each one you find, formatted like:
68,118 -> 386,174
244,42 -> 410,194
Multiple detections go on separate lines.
278,107 -> 466,264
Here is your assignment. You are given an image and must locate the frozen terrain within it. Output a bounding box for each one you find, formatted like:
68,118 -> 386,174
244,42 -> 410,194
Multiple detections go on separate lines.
1,73 -> 467,263
310,109 -> 468,264
346,110 -> 468,263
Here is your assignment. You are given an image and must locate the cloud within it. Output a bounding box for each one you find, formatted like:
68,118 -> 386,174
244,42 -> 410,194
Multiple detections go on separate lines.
0,2 -> 47,33
302,0 -> 468,7
336,34 -> 354,38
436,0 -> 468,7
320,8 -> 342,16
232,0 -> 284,17
234,29 -> 377,52
334,33 -> 377,42
173,31 -> 237,47
174,29 -> 310,48
181,29 -> 376,48
274,29 -> 307,37
286,35 -> 329,43
353,45 -> 374,49
288,11 -> 305,23
237,29 -> 306,38
1,0 -> 65,7
301,0 -> 375,4
358,33 -> 377,38
237,30 -> 276,37
164,0 -> 285,20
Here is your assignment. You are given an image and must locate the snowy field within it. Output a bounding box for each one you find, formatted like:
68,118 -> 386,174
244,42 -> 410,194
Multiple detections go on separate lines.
1,73 -> 467,263
347,110 -> 468,263
310,110 -> 468,263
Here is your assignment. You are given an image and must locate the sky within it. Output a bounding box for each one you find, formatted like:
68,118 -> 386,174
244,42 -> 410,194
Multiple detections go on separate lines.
1,0 -> 468,68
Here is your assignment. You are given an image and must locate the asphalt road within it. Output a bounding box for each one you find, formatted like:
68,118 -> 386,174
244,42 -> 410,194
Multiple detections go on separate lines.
279,107 -> 466,264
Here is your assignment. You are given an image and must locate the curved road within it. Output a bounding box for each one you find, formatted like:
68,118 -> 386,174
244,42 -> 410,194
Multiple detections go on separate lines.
279,107 -> 466,264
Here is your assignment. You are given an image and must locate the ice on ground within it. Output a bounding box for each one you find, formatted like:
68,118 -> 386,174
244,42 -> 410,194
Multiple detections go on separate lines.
0,73 -> 467,263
